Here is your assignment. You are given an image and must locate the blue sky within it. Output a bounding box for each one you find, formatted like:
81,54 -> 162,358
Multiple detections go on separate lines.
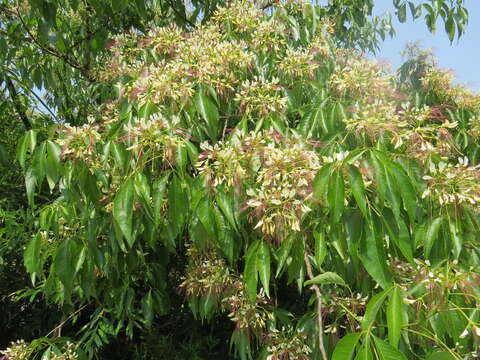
374,1 -> 480,90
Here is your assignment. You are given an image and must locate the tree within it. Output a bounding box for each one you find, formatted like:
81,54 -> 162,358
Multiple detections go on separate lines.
1,0 -> 478,359
0,0 -> 469,126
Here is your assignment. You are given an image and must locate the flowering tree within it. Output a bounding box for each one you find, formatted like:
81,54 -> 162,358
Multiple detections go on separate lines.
4,0 -> 480,359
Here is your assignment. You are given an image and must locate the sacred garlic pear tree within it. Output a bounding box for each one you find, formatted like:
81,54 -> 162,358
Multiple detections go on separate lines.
7,0 -> 480,359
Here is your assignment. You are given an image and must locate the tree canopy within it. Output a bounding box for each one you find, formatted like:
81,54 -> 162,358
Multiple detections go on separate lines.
0,1 -> 478,360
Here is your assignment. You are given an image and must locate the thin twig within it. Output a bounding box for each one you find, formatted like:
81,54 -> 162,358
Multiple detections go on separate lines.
46,304 -> 89,338
304,251 -> 328,360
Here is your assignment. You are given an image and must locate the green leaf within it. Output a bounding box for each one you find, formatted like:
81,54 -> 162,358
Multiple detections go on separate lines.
167,175 -> 188,240
398,3 -> 407,23
197,197 -> 216,237
17,129 -> 37,169
314,230 -> 327,268
359,222 -> 392,289
304,271 -> 346,287
142,290 -> 154,327
328,168 -> 345,222
213,206 -> 234,264
382,210 -> 413,264
153,175 -> 169,227
111,142 -> 129,172
45,141 -> 61,190
355,341 -> 374,360
216,192 -> 238,232
25,167 -> 37,206
449,221 -> 463,259
113,178 -> 135,247
372,336 -> 407,360
256,241 -> 270,297
244,241 -> 260,303
275,234 -> 295,277
332,333 -> 362,360
424,217 -> 445,259
54,239 -> 77,293
313,163 -> 333,201
381,160 -> 402,222
387,286 -> 404,348
408,2 -> 422,19
348,166 -> 368,217
425,351 -> 456,360
362,289 -> 390,330
24,233 -> 41,275
445,14 -> 455,42
390,162 -> 417,224
134,172 -> 153,221
195,92 -> 219,141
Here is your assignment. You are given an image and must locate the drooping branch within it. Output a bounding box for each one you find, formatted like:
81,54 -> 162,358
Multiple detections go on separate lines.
304,251 -> 329,360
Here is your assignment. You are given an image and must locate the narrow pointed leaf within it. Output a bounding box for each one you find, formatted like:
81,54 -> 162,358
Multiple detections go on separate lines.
373,336 -> 407,360
332,333 -> 362,360
24,233 -> 41,275
349,166 -> 368,217
314,230 -> 327,268
362,289 -> 390,330
387,286 -> 404,348
256,241 -> 270,297
313,163 -> 333,201
244,241 -> 260,303
328,168 -> 345,222
275,234 -> 295,277
424,217 -> 445,258
113,178 -> 134,247
304,272 -> 346,287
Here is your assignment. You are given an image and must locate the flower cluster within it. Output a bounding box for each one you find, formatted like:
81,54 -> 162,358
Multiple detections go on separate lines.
122,113 -> 186,165
330,57 -> 394,100
180,245 -> 269,335
0,340 -> 77,360
129,60 -> 195,104
394,260 -> 480,309
263,327 -> 312,360
1,340 -> 29,360
326,293 -> 369,331
468,116 -> 480,140
146,24 -> 184,56
213,0 -> 288,52
421,158 -> 480,207
212,0 -> 265,34
422,67 -> 480,111
56,122 -> 102,164
234,77 -> 287,118
279,47 -> 319,78
113,22 -> 255,104
344,100 -> 402,139
197,131 -> 320,242
178,245 -> 234,300
99,0 -> 334,119
392,104 -> 458,161
47,343 -> 78,360
223,283 -> 269,334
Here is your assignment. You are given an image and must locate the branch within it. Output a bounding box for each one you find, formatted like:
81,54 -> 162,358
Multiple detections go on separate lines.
304,251 -> 328,360
167,0 -> 196,28
4,68 -> 58,121
6,77 -> 31,130
13,6 -> 95,82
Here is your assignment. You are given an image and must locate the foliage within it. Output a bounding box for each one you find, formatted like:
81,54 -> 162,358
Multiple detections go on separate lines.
0,0 -> 478,360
